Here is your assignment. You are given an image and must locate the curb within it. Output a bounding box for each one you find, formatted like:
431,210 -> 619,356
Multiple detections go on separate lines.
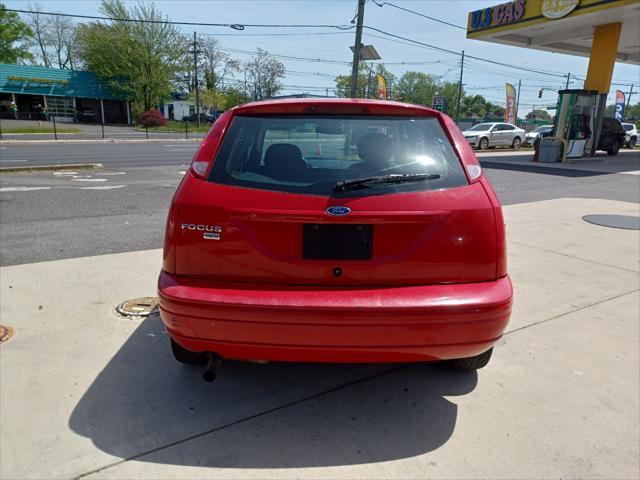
0,163 -> 103,173
0,138 -> 203,144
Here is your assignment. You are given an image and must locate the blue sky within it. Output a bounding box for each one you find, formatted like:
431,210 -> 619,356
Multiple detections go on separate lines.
6,0 -> 640,114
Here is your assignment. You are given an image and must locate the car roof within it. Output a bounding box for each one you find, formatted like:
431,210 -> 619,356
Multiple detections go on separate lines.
231,98 -> 441,117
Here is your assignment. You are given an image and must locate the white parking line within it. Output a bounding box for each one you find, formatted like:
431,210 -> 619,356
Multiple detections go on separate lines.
79,185 -> 127,190
53,171 -> 78,176
71,178 -> 108,182
619,170 -> 640,175
0,186 -> 51,192
100,172 -> 127,176
0,159 -> 28,163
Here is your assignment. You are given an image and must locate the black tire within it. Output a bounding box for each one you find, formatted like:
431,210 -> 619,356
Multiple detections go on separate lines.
478,137 -> 489,150
171,338 -> 207,365
512,137 -> 521,150
607,142 -> 620,156
629,137 -> 637,149
447,347 -> 493,371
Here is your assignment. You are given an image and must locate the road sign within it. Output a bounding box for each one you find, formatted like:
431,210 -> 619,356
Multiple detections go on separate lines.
432,95 -> 445,112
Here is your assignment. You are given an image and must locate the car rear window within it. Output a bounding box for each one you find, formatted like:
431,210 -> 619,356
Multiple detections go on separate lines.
208,115 -> 468,197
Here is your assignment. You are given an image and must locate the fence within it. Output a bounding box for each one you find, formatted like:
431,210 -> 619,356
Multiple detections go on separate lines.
0,112 -> 210,141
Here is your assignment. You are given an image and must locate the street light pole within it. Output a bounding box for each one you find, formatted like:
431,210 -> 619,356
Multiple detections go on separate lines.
624,84 -> 634,121
455,50 -> 465,122
515,79 -> 521,124
192,31 -> 201,128
350,0 -> 366,98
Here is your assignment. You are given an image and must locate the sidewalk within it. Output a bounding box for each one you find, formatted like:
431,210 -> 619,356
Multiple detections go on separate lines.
478,149 -> 640,175
1,198 -> 639,479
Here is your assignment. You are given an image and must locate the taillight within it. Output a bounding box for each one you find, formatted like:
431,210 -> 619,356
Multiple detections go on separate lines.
466,164 -> 482,181
191,158 -> 209,178
189,110 -> 232,179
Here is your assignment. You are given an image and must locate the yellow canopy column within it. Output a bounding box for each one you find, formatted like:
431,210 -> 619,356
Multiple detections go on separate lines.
583,23 -> 622,94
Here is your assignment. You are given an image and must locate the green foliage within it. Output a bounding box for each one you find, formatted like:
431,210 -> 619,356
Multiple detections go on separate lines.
526,109 -> 552,122
75,0 -> 183,110
394,71 -> 462,116
605,102 -> 640,122
0,3 -> 34,63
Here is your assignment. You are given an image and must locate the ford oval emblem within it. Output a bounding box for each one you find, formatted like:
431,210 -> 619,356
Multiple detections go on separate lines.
326,206 -> 351,216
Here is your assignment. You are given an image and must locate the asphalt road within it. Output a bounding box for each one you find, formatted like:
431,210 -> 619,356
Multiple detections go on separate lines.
1,142 -> 639,266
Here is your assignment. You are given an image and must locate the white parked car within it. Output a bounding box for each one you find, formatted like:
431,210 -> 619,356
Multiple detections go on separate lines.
462,122 -> 526,150
621,123 -> 637,148
524,125 -> 554,145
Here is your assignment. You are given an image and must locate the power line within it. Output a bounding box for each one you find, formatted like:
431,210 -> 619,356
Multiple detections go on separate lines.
371,0 -> 466,30
1,7 -> 354,30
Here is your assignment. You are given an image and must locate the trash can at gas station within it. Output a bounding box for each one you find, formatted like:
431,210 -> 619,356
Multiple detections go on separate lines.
538,138 -> 562,163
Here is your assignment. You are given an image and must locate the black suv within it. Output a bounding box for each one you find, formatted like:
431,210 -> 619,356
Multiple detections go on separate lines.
598,117 -> 626,156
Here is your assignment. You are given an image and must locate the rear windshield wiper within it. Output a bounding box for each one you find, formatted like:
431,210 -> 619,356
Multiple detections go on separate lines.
333,173 -> 441,192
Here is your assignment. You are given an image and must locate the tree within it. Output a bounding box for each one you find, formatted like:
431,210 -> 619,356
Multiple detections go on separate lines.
395,71 -> 438,105
49,15 -> 77,69
76,0 -> 183,110
459,94 -> 487,118
244,48 -> 285,100
26,3 -> 51,67
0,3 -> 34,63
526,109 -> 552,122
199,37 -> 239,92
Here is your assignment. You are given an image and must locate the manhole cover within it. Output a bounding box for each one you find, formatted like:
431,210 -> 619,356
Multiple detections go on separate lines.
0,325 -> 14,343
582,214 -> 640,230
116,297 -> 159,317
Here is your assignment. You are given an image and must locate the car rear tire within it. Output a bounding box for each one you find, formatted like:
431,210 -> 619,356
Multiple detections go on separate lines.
447,347 -> 493,371
629,137 -> 637,149
512,137 -> 521,150
478,137 -> 489,150
171,338 -> 207,365
607,142 -> 621,156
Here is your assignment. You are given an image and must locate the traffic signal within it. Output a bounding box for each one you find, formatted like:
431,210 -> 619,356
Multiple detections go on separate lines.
538,89 -> 543,98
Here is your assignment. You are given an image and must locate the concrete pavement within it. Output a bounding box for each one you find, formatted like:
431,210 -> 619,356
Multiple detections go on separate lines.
1,197 -> 638,479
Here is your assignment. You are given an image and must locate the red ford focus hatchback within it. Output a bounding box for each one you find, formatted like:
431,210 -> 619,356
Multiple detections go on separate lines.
159,99 -> 513,381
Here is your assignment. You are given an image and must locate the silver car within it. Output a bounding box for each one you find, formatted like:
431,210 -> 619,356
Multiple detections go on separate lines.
462,122 -> 526,150
524,125 -> 554,145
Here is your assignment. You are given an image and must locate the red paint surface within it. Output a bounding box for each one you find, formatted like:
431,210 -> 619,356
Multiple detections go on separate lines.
159,98 -> 513,363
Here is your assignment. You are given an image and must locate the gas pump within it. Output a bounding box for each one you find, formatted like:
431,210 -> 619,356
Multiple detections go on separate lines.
552,89 -> 606,160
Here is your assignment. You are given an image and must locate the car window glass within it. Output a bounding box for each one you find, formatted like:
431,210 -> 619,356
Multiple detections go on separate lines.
209,115 -> 469,197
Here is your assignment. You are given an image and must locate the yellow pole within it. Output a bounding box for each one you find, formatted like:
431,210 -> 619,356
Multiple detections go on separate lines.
583,23 -> 622,94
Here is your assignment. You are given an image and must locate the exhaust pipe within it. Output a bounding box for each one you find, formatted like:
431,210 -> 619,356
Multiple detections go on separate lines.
202,353 -> 222,382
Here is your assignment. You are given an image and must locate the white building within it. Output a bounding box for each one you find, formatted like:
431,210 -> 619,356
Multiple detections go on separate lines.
160,99 -> 196,121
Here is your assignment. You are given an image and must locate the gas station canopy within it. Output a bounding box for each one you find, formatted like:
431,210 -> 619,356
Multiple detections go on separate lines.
467,0 -> 640,65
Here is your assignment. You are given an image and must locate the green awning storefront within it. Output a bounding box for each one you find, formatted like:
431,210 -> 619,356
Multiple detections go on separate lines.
0,63 -> 125,100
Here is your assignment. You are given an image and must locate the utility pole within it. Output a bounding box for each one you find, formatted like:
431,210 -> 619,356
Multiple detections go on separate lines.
455,50 -> 465,122
350,0 -> 366,98
515,79 -> 521,124
192,31 -> 201,128
624,84 -> 634,121
565,72 -> 571,89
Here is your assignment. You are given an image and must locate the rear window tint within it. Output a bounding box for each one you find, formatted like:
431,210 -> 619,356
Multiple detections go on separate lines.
208,115 -> 468,197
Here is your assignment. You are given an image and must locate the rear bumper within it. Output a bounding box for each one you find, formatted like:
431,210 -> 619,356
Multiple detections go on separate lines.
158,272 -> 513,363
